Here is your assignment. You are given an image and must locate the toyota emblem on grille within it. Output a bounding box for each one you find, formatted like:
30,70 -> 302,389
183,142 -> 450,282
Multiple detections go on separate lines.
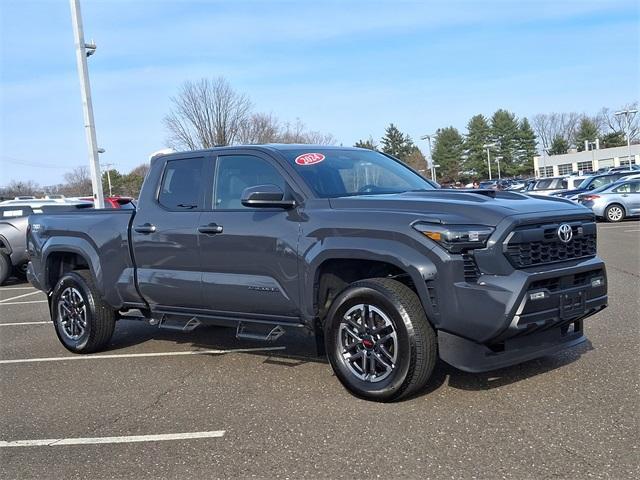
557,223 -> 573,243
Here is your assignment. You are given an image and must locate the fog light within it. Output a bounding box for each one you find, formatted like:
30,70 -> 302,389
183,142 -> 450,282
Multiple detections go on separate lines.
529,291 -> 547,301
591,277 -> 604,288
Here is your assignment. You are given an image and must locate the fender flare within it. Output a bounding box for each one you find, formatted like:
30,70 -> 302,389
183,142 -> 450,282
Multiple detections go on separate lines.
302,237 -> 438,324
42,237 -> 103,295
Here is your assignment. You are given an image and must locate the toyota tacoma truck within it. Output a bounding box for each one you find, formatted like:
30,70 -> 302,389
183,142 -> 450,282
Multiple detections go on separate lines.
26,145 -> 608,401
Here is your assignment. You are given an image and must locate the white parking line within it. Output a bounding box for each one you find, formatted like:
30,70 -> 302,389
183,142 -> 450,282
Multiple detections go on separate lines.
0,291 -> 43,303
0,300 -> 48,306
0,430 -> 226,448
598,224 -> 639,229
0,321 -> 49,326
623,229 -> 640,232
0,346 -> 286,365
0,287 -> 36,291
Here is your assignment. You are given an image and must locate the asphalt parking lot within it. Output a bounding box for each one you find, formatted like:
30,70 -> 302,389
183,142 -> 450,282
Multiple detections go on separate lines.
1,222 -> 638,479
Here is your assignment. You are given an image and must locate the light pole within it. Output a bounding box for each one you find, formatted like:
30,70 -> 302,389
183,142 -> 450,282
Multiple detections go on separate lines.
420,134 -> 436,181
495,156 -> 503,179
100,153 -> 115,197
614,108 -> 638,167
483,143 -> 496,180
69,0 -> 105,208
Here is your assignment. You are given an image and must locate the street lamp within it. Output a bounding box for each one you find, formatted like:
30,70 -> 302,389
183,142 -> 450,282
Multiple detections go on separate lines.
420,133 -> 437,181
495,156 -> 503,179
69,0 -> 105,208
482,143 -> 496,180
614,108 -> 638,167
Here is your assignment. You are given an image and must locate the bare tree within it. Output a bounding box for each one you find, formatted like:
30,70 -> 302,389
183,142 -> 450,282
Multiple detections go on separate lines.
164,77 -> 252,149
597,102 -> 640,143
0,180 -> 42,199
532,112 -> 581,149
59,166 -> 92,196
277,118 -> 336,145
237,113 -> 281,144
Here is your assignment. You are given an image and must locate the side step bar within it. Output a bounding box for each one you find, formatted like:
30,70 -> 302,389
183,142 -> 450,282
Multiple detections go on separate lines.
151,315 -> 201,332
236,322 -> 286,342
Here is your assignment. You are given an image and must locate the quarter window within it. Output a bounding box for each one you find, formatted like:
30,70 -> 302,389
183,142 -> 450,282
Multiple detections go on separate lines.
158,158 -> 204,210
214,155 -> 286,209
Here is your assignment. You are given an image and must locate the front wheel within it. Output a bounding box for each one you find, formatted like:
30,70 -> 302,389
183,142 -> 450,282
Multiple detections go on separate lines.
325,278 -> 436,402
605,204 -> 625,222
51,270 -> 116,353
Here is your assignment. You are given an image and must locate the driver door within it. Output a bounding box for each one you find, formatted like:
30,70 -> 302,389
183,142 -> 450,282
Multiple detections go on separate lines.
197,151 -> 301,318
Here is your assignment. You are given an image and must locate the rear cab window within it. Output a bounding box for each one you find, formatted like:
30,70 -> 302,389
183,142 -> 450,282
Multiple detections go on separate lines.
158,157 -> 205,210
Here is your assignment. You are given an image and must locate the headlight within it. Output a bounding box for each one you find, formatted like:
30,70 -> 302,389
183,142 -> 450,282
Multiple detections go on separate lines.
413,223 -> 494,253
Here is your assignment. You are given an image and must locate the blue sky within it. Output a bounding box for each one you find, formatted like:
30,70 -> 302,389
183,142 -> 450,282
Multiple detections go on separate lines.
1,0 -> 638,185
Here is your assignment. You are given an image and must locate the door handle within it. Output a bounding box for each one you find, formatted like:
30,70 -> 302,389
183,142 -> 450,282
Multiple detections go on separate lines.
134,223 -> 157,234
198,223 -> 223,235
621,194 -> 629,197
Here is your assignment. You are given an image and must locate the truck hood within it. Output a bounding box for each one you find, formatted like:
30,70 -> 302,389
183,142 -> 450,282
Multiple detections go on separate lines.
328,190 -> 590,226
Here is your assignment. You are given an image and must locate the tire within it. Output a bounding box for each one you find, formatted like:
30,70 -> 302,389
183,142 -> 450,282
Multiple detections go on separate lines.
13,262 -> 28,281
604,204 -> 625,223
324,278 -> 436,402
0,253 -> 10,286
51,270 -> 116,353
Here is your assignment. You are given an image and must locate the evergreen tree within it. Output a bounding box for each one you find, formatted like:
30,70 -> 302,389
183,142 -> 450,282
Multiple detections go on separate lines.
380,123 -> 413,161
354,137 -> 378,150
600,131 -> 626,149
490,109 -> 520,177
549,135 -> 569,155
515,117 -> 537,175
463,114 -> 491,178
432,127 -> 464,183
574,118 -> 600,151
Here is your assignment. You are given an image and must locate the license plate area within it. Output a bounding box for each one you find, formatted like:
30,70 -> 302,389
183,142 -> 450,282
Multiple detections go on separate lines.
560,289 -> 587,319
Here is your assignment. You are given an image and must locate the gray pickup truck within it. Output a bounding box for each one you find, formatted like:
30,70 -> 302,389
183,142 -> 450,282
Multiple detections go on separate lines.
27,145 -> 608,401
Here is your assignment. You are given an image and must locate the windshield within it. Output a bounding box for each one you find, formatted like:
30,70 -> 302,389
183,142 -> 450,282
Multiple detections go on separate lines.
281,149 -> 435,198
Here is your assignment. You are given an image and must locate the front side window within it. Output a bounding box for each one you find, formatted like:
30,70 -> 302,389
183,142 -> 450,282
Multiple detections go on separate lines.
214,155 -> 286,209
281,149 -> 434,198
158,157 -> 204,210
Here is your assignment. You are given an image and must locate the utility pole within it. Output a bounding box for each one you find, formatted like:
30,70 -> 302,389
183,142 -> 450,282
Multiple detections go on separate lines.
69,0 -> 105,208
614,108 -> 638,167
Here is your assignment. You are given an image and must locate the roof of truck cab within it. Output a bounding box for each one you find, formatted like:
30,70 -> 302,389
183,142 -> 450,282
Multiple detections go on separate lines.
155,144 -> 361,158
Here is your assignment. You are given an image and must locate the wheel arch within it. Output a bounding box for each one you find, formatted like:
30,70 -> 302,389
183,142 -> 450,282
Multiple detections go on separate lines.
304,240 -> 438,328
43,239 -> 101,295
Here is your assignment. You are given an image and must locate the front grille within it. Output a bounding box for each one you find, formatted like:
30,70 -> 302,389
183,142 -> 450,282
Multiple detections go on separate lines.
504,221 -> 597,268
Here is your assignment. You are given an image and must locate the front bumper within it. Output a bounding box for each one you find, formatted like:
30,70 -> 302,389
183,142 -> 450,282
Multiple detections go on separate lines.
438,321 -> 590,373
435,256 -> 607,372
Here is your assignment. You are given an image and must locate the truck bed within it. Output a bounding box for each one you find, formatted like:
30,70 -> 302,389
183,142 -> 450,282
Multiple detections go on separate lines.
27,209 -> 144,309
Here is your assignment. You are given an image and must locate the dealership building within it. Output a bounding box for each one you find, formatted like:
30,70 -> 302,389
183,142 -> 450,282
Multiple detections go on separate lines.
533,143 -> 640,177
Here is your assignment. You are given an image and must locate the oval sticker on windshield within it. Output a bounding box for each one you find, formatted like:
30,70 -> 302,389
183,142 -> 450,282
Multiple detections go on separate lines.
295,153 -> 325,166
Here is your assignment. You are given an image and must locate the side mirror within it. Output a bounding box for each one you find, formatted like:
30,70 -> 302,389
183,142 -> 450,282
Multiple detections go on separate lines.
588,184 -> 596,190
241,184 -> 296,209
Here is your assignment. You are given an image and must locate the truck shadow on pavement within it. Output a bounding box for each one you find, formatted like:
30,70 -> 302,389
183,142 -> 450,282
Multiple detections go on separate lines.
107,319 -> 594,398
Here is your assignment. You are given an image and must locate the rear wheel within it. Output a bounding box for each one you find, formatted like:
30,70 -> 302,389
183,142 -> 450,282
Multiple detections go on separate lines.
325,278 -> 436,402
605,204 -> 625,222
51,270 -> 116,353
0,253 -> 10,286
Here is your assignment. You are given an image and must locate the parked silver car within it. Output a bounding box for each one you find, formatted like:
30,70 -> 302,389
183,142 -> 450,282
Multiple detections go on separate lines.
578,179 -> 640,222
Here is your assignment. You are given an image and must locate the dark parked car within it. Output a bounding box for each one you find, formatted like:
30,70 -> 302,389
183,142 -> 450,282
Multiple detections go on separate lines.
27,145 -> 608,401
